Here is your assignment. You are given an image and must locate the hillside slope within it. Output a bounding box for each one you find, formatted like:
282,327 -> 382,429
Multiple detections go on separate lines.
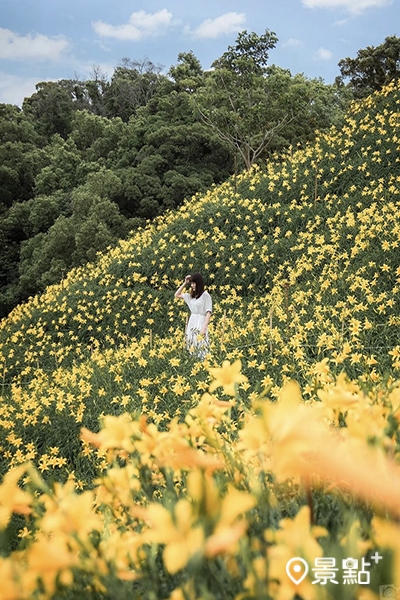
0,81 -> 399,483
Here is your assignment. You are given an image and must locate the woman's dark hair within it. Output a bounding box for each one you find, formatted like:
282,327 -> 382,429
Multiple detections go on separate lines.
190,272 -> 205,298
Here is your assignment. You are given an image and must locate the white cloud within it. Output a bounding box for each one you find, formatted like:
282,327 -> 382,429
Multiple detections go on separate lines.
0,28 -> 70,60
284,38 -> 305,47
0,72 -> 44,106
92,9 -> 174,41
302,0 -> 392,14
190,12 -> 246,39
316,46 -> 334,60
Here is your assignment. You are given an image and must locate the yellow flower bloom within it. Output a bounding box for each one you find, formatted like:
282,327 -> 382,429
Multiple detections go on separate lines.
0,465 -> 32,527
143,500 -> 204,574
209,360 -> 248,396
0,556 -> 27,599
81,413 -> 139,452
26,533 -> 77,596
40,481 -> 102,536
204,520 -> 248,558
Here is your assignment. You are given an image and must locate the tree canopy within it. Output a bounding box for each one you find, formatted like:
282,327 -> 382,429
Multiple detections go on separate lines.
337,35 -> 400,98
192,30 -> 348,170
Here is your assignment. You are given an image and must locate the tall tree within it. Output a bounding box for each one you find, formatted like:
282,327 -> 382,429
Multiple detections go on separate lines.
194,31 -> 345,171
169,51 -> 204,92
83,65 -> 110,116
0,104 -> 42,208
212,29 -> 278,75
337,35 -> 400,98
114,89 -> 232,218
22,81 -> 75,140
104,58 -> 165,121
33,136 -> 82,196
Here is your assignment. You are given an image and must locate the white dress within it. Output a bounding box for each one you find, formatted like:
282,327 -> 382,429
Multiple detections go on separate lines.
183,291 -> 212,359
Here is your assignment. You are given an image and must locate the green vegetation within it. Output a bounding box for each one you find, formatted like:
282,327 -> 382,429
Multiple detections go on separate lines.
0,34 -> 400,598
0,29 -> 357,318
0,78 -> 398,473
0,79 -> 399,599
337,34 -> 400,98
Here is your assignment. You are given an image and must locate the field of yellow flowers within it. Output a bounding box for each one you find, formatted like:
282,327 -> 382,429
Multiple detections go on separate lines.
0,82 -> 399,599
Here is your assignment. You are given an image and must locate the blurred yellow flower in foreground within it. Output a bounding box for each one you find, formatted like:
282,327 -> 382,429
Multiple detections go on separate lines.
372,517 -> 400,588
81,413 -> 139,452
0,465 -> 32,527
40,483 -> 102,536
265,506 -> 326,600
260,380 -> 400,519
0,556 -> 26,600
209,360 -> 248,396
204,486 -> 255,558
26,534 -> 77,595
142,500 -> 204,574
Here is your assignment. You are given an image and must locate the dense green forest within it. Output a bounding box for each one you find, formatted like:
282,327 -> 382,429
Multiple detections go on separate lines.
0,31 -> 398,318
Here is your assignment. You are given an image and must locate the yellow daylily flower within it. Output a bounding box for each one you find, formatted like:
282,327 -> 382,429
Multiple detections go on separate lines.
209,360 -> 248,397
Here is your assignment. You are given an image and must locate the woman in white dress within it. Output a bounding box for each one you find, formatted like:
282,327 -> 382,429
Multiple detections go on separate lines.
174,272 -> 212,359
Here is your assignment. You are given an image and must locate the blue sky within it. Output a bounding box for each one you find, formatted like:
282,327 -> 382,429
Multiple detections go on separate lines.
0,0 -> 398,106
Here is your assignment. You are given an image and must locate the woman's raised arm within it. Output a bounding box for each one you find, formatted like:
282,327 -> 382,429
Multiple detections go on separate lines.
174,275 -> 191,299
